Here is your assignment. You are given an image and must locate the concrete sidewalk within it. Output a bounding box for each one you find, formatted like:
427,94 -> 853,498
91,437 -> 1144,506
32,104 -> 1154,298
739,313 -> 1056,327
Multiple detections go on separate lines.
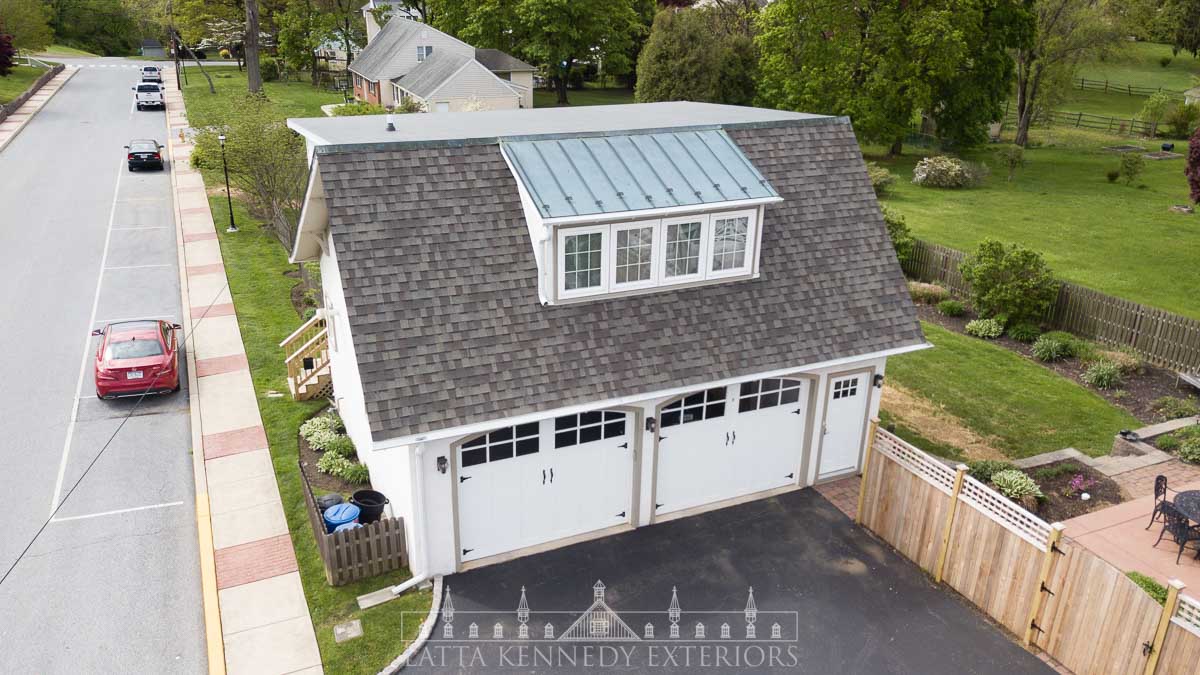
163,74 -> 323,675
0,66 -> 77,152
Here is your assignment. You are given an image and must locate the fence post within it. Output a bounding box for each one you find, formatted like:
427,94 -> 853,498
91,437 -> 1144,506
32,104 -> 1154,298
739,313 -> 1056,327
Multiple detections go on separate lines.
933,464 -> 969,583
1023,522 -> 1066,647
1145,579 -> 1185,675
854,419 -> 880,525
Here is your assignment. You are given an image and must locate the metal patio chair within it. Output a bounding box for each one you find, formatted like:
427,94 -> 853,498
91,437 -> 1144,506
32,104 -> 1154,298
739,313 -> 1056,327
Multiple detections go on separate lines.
1146,475 -> 1175,530
1153,503 -> 1200,564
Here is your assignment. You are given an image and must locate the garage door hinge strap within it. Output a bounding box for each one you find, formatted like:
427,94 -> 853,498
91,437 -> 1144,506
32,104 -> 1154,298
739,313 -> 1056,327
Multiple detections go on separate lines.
1040,582 -> 1054,596
459,475 -> 471,483
1028,620 -> 1044,635
462,548 -> 473,556
616,511 -> 625,518
655,503 -> 663,510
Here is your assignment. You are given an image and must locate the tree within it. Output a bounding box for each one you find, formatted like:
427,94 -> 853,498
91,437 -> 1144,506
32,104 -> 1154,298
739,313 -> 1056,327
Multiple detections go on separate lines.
1186,126 -> 1200,204
516,0 -> 643,104
432,0 -> 526,56
959,239 -> 1058,323
996,145 -> 1026,181
0,33 -> 14,76
1162,0 -> 1200,57
635,6 -> 756,105
1012,0 -> 1122,147
44,0 -> 140,55
1140,90 -> 1174,137
244,0 -> 263,92
318,0 -> 364,67
278,0 -> 331,85
0,0 -> 53,52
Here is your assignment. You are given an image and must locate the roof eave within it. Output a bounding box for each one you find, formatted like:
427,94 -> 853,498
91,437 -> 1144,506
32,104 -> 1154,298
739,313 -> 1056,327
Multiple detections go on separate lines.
540,196 -> 784,227
291,165 -> 327,263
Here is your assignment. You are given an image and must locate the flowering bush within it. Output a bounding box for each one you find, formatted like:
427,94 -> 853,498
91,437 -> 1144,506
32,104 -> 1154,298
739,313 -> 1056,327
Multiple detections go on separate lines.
1063,474 -> 1097,497
991,469 -> 1043,500
912,155 -> 988,188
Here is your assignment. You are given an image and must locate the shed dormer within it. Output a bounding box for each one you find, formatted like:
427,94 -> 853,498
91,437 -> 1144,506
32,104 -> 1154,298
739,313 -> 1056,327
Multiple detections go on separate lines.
498,128 -> 782,304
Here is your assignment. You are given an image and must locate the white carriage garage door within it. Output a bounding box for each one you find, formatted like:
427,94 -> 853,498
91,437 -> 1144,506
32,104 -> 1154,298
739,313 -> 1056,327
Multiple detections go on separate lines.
456,410 -> 634,563
654,377 -> 810,518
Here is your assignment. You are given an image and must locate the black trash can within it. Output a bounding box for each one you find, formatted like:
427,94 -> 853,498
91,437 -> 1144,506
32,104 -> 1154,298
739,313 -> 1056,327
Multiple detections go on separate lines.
351,489 -> 389,524
316,493 -> 344,513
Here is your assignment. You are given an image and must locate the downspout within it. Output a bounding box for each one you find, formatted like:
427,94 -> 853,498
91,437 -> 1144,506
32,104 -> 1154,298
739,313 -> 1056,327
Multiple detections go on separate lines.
390,442 -> 430,596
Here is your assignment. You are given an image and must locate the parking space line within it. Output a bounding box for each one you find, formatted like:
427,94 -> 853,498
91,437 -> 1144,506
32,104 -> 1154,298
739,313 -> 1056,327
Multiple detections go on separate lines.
111,226 -> 170,231
51,501 -> 186,523
105,263 -> 173,270
49,157 -> 125,518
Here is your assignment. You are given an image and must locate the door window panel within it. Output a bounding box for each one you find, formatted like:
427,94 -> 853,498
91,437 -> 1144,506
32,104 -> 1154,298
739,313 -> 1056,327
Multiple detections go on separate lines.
738,378 -> 803,413
832,378 -> 859,400
554,410 -> 627,448
461,423 -> 541,465
661,387 -> 727,427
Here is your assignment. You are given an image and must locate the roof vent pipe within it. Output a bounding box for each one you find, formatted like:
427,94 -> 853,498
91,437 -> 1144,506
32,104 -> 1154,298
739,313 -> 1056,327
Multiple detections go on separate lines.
385,107 -> 396,132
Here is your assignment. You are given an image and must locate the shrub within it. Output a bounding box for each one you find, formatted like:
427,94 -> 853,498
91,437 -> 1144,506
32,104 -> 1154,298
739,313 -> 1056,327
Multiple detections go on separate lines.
1157,435 -> 1182,452
324,435 -> 357,459
996,145 -> 1025,182
1120,152 -> 1145,185
967,459 -> 1016,484
316,451 -> 351,476
1153,396 -> 1200,420
259,56 -> 280,82
1127,571 -> 1168,605
964,318 -> 1004,339
881,207 -> 913,266
1082,359 -> 1122,389
219,48 -> 232,59
1032,462 -> 1081,481
1031,334 -> 1072,362
911,155 -> 987,188
1094,349 -> 1140,374
332,101 -> 387,116
1180,426 -> 1200,442
958,239 -> 1058,324
990,469 -> 1043,500
0,35 -> 13,78
1007,322 -> 1041,343
1160,55 -> 1173,68
907,281 -> 948,304
340,462 -> 371,485
306,428 -> 340,451
1179,437 -> 1200,463
937,299 -> 965,317
1166,103 -> 1200,139
300,413 -> 343,441
866,162 -> 897,196
1141,92 -> 1174,137
1106,169 -> 1121,183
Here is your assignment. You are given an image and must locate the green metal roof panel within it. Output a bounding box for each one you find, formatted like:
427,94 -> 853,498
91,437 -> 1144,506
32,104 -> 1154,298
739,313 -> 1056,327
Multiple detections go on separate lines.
501,129 -> 778,218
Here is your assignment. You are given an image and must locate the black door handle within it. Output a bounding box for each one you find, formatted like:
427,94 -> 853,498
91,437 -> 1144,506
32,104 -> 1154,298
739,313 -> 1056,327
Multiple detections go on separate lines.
732,431 -> 736,444
542,469 -> 546,485
550,468 -> 554,483
725,431 -> 730,446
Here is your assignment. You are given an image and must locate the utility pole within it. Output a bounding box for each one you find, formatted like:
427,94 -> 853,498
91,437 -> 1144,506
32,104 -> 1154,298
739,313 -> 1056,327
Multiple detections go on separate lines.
168,0 -> 182,91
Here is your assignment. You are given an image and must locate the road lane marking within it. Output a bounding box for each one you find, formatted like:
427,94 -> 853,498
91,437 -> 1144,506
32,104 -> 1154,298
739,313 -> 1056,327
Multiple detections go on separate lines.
111,226 -> 170,230
49,157 -> 125,518
50,501 -> 186,523
105,263 -> 173,270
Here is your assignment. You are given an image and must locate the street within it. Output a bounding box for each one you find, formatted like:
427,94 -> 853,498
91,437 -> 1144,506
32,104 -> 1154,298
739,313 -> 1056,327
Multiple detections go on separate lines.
0,58 -> 205,672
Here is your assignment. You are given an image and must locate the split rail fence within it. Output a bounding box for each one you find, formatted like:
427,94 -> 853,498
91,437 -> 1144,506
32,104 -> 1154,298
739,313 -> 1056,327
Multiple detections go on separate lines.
300,464 -> 408,586
1002,106 -> 1157,137
903,239 -> 1200,373
1075,77 -> 1186,99
857,425 -> 1200,674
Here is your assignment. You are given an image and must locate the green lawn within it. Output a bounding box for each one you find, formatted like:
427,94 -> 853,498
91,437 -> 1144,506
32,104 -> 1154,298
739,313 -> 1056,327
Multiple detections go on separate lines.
874,139 -> 1200,320
534,87 -> 635,108
1077,42 -> 1200,92
181,68 -> 342,126
211,198 -> 430,675
0,65 -> 46,105
35,43 -> 97,57
887,323 -> 1139,458
1057,88 -> 1147,119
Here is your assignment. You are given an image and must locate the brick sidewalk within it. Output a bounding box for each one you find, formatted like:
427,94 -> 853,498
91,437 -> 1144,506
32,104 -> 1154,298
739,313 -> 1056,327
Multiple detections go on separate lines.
164,75 -> 322,674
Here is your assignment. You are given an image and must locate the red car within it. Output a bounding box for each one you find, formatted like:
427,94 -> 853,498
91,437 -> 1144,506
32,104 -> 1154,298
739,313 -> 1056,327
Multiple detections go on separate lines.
93,320 -> 182,399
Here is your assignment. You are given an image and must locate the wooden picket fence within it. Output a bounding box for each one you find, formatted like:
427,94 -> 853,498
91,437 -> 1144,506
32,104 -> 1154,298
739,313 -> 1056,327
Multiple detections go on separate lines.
857,425 -> 1200,674
902,239 -> 1200,373
300,464 -> 408,586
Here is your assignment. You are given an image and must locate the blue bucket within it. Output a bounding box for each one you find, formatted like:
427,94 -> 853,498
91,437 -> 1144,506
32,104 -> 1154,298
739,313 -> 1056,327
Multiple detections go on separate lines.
323,502 -> 360,533
333,522 -> 362,533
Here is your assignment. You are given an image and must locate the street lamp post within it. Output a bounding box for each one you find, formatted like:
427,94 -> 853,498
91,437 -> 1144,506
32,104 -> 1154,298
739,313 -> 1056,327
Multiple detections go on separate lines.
218,134 -> 237,233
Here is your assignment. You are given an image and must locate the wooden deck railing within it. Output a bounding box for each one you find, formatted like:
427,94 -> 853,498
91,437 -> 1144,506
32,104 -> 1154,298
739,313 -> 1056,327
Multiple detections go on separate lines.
281,311 -> 329,394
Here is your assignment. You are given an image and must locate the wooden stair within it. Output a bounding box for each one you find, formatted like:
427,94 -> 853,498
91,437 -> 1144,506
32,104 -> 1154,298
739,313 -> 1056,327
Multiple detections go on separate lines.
282,311 -> 331,401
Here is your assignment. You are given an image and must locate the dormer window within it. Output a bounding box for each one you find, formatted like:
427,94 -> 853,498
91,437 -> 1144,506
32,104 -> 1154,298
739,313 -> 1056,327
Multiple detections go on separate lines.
417,45 -> 433,61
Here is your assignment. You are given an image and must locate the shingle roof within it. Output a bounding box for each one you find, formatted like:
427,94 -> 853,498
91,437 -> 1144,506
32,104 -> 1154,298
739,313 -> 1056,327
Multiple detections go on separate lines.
393,50 -> 471,98
350,17 -> 427,81
502,129 -> 778,218
317,118 -> 924,441
474,48 -> 535,72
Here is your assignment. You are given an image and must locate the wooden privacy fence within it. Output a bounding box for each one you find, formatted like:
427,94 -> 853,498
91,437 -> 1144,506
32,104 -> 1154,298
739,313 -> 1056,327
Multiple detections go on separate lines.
902,239 -> 1200,373
857,425 -> 1200,674
299,464 -> 408,586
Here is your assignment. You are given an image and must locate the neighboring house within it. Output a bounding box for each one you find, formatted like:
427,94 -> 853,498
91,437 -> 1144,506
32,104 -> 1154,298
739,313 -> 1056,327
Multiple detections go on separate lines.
349,7 -> 532,111
316,39 -> 356,69
140,39 -> 166,58
284,102 -> 927,577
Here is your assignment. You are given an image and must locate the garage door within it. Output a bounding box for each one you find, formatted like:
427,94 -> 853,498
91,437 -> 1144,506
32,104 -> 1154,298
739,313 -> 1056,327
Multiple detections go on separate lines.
655,378 -> 809,517
456,411 -> 633,563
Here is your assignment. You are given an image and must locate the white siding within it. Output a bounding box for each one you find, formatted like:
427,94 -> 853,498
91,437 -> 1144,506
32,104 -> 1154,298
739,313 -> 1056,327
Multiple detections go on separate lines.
320,232 -> 372,455
509,71 -> 534,108
426,61 -> 521,112
389,29 -> 473,80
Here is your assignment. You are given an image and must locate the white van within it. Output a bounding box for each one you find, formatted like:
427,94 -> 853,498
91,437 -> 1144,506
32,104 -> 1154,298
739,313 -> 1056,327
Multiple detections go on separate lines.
133,82 -> 164,111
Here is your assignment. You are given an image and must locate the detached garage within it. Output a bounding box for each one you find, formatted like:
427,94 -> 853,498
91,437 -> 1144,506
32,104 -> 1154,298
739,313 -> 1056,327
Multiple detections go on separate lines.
285,101 -> 927,576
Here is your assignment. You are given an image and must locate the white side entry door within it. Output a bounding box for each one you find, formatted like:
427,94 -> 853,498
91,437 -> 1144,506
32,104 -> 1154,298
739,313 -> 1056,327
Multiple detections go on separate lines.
818,372 -> 872,479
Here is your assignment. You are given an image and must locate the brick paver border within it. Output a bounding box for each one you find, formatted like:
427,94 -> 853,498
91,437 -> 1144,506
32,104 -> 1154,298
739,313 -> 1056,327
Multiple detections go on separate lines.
214,534 -> 299,591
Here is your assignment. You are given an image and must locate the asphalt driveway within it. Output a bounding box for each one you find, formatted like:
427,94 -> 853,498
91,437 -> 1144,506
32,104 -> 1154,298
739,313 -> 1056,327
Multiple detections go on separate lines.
407,488 -> 1050,673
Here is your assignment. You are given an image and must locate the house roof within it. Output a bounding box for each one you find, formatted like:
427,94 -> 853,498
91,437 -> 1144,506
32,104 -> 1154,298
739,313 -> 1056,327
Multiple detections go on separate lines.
475,48 -> 535,72
393,50 -> 472,98
311,108 -> 924,442
350,17 -> 456,82
502,129 -> 778,219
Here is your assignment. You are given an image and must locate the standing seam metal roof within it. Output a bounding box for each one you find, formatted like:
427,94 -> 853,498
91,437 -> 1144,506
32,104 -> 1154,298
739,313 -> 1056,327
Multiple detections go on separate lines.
501,129 -> 778,218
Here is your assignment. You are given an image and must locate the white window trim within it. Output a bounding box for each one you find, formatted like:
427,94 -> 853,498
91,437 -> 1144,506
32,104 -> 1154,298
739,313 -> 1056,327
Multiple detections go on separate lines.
609,220 -> 660,292
557,224 -> 609,299
659,213 -> 710,286
706,208 -> 758,280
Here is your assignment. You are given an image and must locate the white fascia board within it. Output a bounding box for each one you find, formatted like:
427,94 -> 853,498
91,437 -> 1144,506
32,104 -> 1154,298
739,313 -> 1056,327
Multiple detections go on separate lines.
370,342 -> 932,451
541,196 -> 784,228
286,119 -> 333,151
497,142 -> 549,304
290,165 -> 327,263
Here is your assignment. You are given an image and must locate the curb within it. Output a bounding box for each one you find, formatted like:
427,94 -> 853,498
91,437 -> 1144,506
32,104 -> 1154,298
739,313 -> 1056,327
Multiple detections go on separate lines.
164,75 -> 227,675
0,66 -> 77,153
379,576 -> 443,674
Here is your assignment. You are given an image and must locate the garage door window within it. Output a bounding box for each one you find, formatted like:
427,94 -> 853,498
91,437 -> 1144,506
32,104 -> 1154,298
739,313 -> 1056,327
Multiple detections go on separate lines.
661,387 -> 726,428
738,378 -> 802,413
555,410 -> 626,448
461,422 -> 541,466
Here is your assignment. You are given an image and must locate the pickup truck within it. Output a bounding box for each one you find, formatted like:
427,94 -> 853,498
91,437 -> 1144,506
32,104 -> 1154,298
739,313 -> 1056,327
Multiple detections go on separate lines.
140,66 -> 163,83
132,82 -> 164,111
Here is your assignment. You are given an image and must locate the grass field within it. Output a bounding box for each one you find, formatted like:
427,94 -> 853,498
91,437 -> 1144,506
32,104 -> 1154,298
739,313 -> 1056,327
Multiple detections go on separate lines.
181,68 -> 342,126
874,134 -> 1200,320
534,87 -> 635,108
35,44 -> 97,57
0,65 -> 46,105
887,323 -> 1139,458
1077,42 -> 1200,92
211,198 -> 430,675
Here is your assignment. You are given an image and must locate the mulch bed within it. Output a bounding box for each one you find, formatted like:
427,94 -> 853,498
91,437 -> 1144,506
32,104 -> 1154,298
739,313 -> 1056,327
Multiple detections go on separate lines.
298,430 -> 356,497
1027,459 -> 1123,522
915,303 -> 1192,424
